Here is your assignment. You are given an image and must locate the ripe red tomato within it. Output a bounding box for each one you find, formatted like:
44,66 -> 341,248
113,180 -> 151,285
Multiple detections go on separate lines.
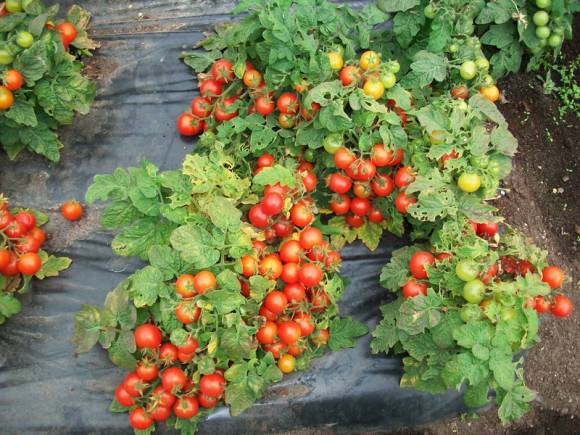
263,341 -> 285,360
325,251 -> 341,268
518,260 -> 535,276
0,86 -> 14,110
0,249 -> 10,271
347,160 -> 376,181
299,227 -> 323,250
451,85 -> 468,100
257,320 -> 278,344
248,204 -> 269,228
4,219 -> 26,238
115,384 -> 135,407
159,343 -> 178,364
481,263 -> 498,285
0,251 -> 19,276
301,102 -> 320,121
298,263 -> 323,287
311,329 -> 329,346
330,194 -> 351,215
353,182 -> 372,199
134,323 -> 162,349
273,217 -> 293,238
301,171 -> 317,192
198,393 -> 218,409
278,320 -> 302,345
175,301 -> 201,324
0,209 -> 13,230
176,112 -> 204,136
409,251 -> 435,280
402,279 -> 427,298
178,336 -> 199,354
151,385 -> 176,408
371,174 -> 395,197
262,192 -> 284,216
243,69 -> 262,88
339,65 -> 361,86
148,404 -> 171,422
368,207 -> 384,224
129,407 -> 154,430
542,265 -> 565,289
279,240 -> 301,263
161,367 -> 187,393
211,59 -> 235,83
3,69 -> 24,91
16,235 -> 41,254
533,296 -> 551,314
259,304 -> 278,322
175,274 -> 196,298
191,96 -> 212,118
200,373 -> 226,397
199,79 -> 223,98
283,282 -> 306,303
258,153 -> 274,168
371,144 -> 390,167
215,97 -> 239,122
394,191 -> 416,214
350,197 -> 371,216
328,172 -> 352,194
277,92 -> 299,114
194,270 -> 216,293
123,372 -> 147,397
259,254 -> 283,279
15,252 -> 41,275
255,95 -> 275,115
477,222 -> 499,237
241,255 -> 257,277
387,149 -> 404,166
57,22 -> 78,44
290,202 -> 313,227
394,166 -> 415,189
14,211 -> 35,231
136,360 -> 160,382
173,397 -> 199,419
294,311 -> 315,336
551,295 -> 573,318
334,148 -> 356,169
281,262 -> 300,284
440,151 -> 459,167
264,291 -> 288,314
346,214 -> 365,228
311,290 -> 331,311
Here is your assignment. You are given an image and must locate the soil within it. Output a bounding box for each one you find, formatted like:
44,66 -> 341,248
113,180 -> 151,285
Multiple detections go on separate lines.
385,23 -> 580,435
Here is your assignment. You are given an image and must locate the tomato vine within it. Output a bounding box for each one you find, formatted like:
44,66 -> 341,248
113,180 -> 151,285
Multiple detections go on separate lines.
73,0 -> 575,433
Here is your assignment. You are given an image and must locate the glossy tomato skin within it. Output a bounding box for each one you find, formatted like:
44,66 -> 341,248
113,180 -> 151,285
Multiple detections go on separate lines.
259,254 -> 283,279
0,86 -> 13,110
277,320 -> 301,345
294,311 -> 315,336
175,274 -> 196,298
328,173 -> 352,194
14,211 -> 36,231
277,92 -> 299,114
299,227 -> 323,250
200,373 -> 226,397
175,301 -> 201,324
278,354 -> 296,373
339,65 -> 361,86
115,385 -> 135,407
394,191 -> 416,214
194,270 -> 216,294
241,255 -> 257,277
211,59 -> 235,83
551,295 -> 573,318
371,174 -> 394,197
178,336 -> 199,354
334,148 -> 355,169
409,251 -> 435,280
124,372 -> 147,397
57,22 -> 78,45
279,240 -> 301,263
330,194 -> 350,215
281,262 -> 300,284
394,166 -> 415,189
476,222 -> 499,237
159,343 -> 179,364
350,197 -> 371,216
4,219 -> 27,238
176,113 -> 204,136
173,397 -> 199,419
3,69 -> 24,91
16,235 -> 41,254
198,393 -> 218,409
542,265 -> 565,289
191,96 -> 212,118
298,263 -> 323,287
264,290 -> 288,314
215,97 -> 239,122
129,407 -> 154,430
148,404 -> 171,422
346,214 -> 364,228
290,202 -> 313,227
257,320 -> 278,344
136,361 -> 160,382
402,279 -> 427,298
261,192 -> 284,216
533,296 -> 551,314
162,367 -> 187,393
0,249 -> 10,271
283,282 -> 306,303
248,204 -> 269,228
61,200 -> 83,221
199,79 -> 223,98
134,324 -> 162,349
301,171 -> 317,192
258,153 -> 274,168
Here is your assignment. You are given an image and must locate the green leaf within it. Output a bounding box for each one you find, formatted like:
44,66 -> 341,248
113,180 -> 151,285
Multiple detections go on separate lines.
13,40 -> 49,84
357,221 -> 383,251
19,124 -> 62,162
371,319 -> 399,354
112,218 -> 174,260
489,351 -> 515,391
379,246 -> 421,291
464,382 -> 490,408
170,224 -> 221,269
410,51 -> 448,86
170,328 -> 189,347
491,125 -> 518,157
5,97 -> 37,127
225,381 -> 258,416
206,289 -> 246,314
328,317 -> 368,351
148,245 -> 186,281
481,23 -> 515,49
86,168 -> 131,204
35,253 -> 72,279
393,10 -> 425,47
397,290 -> 443,335
377,0 -> 420,12
108,330 -> 137,370
0,293 -> 22,318
207,196 -> 243,230
220,328 -> 254,360
72,305 -> 102,353
128,266 -> 165,308
453,320 -> 493,349
497,381 -> 536,424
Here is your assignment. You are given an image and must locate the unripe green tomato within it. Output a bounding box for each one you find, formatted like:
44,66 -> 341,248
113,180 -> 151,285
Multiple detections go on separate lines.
463,279 -> 485,304
460,61 -> 477,80
469,155 -> 489,168
16,31 -> 34,49
535,26 -> 551,40
548,34 -> 562,47
530,46 -> 542,55
449,43 -> 459,53
460,304 -> 483,322
475,57 -> 489,70
5,0 -> 23,13
538,38 -> 548,48
500,307 -> 517,322
303,149 -> 315,162
323,134 -> 343,154
482,74 -> 494,86
424,4 -> 436,19
0,49 -> 14,65
386,60 -> 400,74
456,260 -> 479,282
552,27 -> 564,36
457,172 -> 481,192
380,71 -> 397,89
533,11 -> 550,27
536,0 -> 551,8
457,101 -> 468,111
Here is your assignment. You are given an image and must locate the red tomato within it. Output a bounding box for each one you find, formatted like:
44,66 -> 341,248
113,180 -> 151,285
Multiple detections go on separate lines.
176,112 -> 204,136
57,22 -> 78,44
255,95 -> 275,115
0,251 -> 19,276
241,255 -> 258,277
277,320 -> 302,345
173,397 -> 199,419
551,295 -> 573,318
299,226 -> 323,250
394,166 -> 415,189
198,393 -> 218,409
200,373 -> 226,397
215,97 -> 239,122
339,65 -> 361,86
259,254 -> 283,279
311,329 -> 329,346
477,222 -> 499,237
283,282 -> 306,303
346,214 -> 365,228
394,191 -> 416,214
194,270 -> 216,294
294,311 -> 315,336
178,336 -> 199,354
542,265 -> 565,289
436,253 -> 452,262
298,263 -> 323,287
518,260 -> 535,276
481,263 -> 498,285
175,302 -> 201,324
148,404 -> 171,422
175,274 -> 196,298
136,360 -> 160,382
0,249 -> 10,271
290,202 -> 313,227
409,251 -> 435,280
277,92 -> 299,114
440,150 -> 459,167
262,192 -> 285,216
199,79 -> 223,98
353,182 -> 372,199
330,194 -> 351,215
134,324 -> 162,349
16,252 -> 41,275
3,69 -> 24,91
123,372 -> 147,397
243,69 -> 262,88
115,384 -> 135,407
279,240 -> 302,263
263,341 -> 285,359
451,85 -> 468,100
264,291 -> 288,314
334,148 -> 356,169
533,296 -> 551,314
402,279 -> 427,298
258,153 -> 275,168
301,171 -> 317,192
257,320 -> 278,344
16,235 -> 41,254
161,367 -> 187,393
273,217 -> 293,238
300,102 -> 320,121
191,96 -> 212,118
259,305 -> 278,322
159,343 -> 179,364
371,174 -> 395,197
281,262 -> 300,284
29,227 -> 46,245
248,204 -> 269,228
211,59 -> 235,83
4,219 -> 27,238
328,172 -> 352,194
129,407 -> 154,430
152,385 -> 176,408
350,197 -> 371,216
347,160 -> 376,181
368,207 -> 384,224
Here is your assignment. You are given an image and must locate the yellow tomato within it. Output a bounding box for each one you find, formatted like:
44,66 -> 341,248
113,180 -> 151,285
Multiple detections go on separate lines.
363,80 -> 385,100
327,52 -> 344,71
480,85 -> 500,102
359,50 -> 381,71
277,354 -> 296,373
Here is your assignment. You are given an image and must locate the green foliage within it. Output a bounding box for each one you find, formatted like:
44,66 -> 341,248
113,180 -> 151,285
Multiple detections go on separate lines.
0,2 -> 97,161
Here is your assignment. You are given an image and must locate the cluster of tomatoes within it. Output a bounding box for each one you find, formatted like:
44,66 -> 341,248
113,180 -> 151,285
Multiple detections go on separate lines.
0,199 -> 45,277
0,2 -> 78,111
397,220 -> 572,319
325,143 -> 416,228
241,156 -> 339,373
114,323 -> 226,430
